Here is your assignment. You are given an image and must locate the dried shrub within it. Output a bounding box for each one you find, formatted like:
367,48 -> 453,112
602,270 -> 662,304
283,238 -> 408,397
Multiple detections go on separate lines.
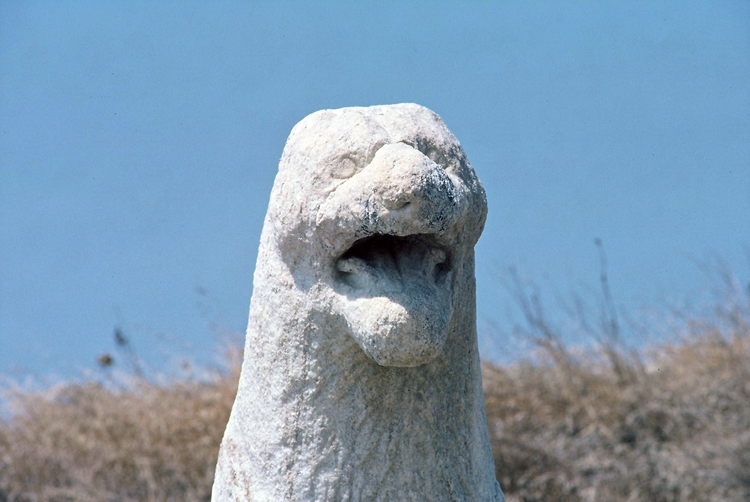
484,265 -> 750,502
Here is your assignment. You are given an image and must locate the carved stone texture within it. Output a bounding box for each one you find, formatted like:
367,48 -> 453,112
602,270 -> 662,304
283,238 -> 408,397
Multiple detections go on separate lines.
212,104 -> 504,501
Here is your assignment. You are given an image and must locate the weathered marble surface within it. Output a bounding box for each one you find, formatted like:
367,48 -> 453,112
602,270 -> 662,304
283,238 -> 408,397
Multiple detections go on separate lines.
212,104 -> 504,501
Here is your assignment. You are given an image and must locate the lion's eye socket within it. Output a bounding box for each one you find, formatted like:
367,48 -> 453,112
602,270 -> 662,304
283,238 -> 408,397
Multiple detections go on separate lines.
330,155 -> 359,180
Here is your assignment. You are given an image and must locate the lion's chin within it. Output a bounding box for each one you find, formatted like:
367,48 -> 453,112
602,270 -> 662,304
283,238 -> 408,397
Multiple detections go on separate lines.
338,294 -> 452,367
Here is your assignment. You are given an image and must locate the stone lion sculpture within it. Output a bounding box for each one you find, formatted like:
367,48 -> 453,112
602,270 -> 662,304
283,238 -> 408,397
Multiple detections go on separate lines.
212,103 -> 504,501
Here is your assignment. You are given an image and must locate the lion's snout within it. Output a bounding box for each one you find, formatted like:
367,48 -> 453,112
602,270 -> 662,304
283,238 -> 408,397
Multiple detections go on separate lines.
316,142 -> 467,254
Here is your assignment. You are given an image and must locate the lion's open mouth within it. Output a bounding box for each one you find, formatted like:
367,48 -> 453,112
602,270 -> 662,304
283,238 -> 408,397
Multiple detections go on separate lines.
335,233 -> 452,292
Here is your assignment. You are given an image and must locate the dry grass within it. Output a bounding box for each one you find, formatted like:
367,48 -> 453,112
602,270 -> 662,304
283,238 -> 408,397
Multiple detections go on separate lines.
1,272 -> 748,501
484,328 -> 750,502
0,349 -> 241,502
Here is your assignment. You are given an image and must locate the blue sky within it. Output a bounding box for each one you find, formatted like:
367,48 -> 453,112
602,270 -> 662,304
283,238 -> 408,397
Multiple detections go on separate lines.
1,1 -> 748,378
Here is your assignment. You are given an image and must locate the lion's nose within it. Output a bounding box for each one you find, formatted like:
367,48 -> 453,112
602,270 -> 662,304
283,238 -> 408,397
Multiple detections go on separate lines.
361,142 -> 458,231
368,143 -> 434,213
